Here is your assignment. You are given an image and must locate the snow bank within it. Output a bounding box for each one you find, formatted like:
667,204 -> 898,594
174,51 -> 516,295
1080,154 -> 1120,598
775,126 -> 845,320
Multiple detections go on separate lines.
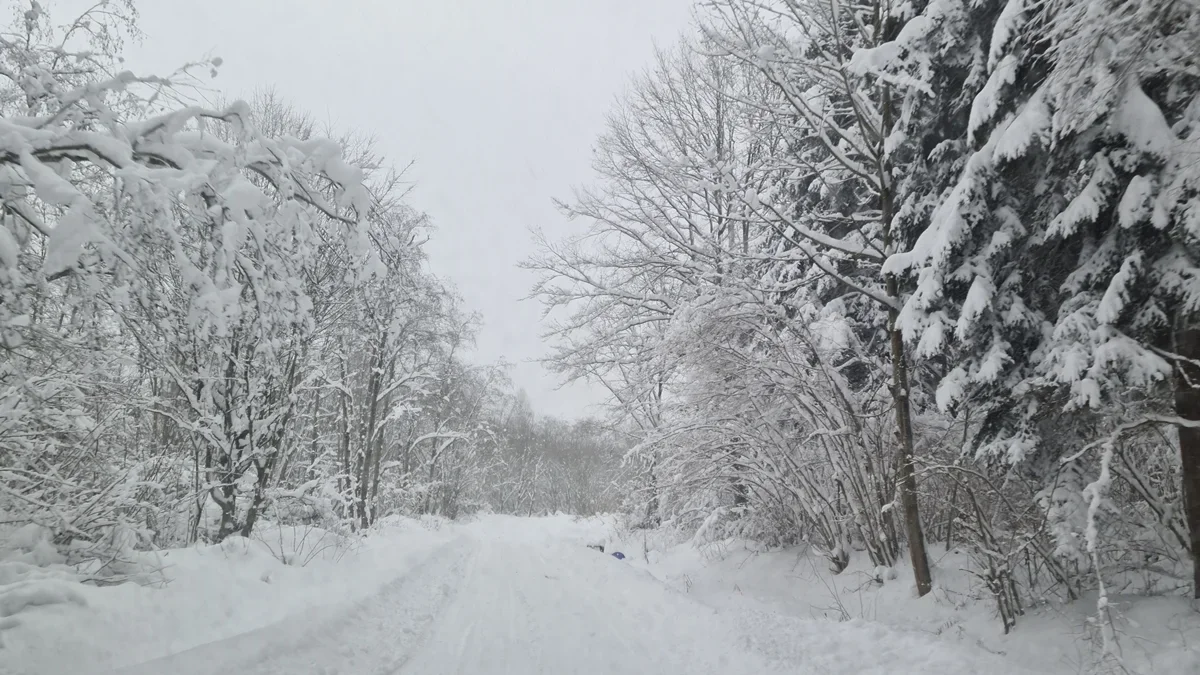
0,517 -> 457,674
603,527 -> 1200,675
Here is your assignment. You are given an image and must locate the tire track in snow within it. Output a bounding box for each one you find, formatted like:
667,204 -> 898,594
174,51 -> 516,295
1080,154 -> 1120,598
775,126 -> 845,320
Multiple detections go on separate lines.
397,535 -> 785,675
110,536 -> 475,675
397,537 -> 537,674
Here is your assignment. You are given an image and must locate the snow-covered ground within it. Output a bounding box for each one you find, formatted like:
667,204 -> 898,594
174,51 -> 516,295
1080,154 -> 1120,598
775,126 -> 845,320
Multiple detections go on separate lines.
0,516 -> 458,674
1,514 -> 1191,674
602,524 -> 1200,675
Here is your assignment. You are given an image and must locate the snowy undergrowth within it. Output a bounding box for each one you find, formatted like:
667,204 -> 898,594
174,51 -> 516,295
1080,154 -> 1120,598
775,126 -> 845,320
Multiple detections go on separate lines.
599,525 -> 1200,675
0,516 -> 458,675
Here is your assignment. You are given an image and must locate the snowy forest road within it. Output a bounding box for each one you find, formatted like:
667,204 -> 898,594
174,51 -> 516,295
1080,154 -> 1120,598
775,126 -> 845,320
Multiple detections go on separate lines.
111,521 -> 786,675
111,518 -> 1035,675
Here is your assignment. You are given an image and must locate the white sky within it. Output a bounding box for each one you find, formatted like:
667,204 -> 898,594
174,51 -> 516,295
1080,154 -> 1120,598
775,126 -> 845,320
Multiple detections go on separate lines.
90,0 -> 696,419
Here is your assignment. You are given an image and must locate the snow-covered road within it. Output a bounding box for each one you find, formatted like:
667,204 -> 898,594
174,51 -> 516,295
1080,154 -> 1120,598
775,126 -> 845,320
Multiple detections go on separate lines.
114,522 -> 786,675
106,517 -> 1038,675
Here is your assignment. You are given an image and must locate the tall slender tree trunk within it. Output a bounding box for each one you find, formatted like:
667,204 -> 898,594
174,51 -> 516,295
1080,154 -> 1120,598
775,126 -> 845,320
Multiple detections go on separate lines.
645,454 -> 660,527
424,450 -> 438,515
1173,326 -> 1200,599
355,332 -> 387,528
338,369 -> 352,521
878,70 -> 933,596
887,301 -> 933,596
881,176 -> 932,595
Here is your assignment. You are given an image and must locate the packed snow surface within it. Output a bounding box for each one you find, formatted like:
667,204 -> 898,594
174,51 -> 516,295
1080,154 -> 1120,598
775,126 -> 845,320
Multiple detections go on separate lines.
5,515 -> 1061,674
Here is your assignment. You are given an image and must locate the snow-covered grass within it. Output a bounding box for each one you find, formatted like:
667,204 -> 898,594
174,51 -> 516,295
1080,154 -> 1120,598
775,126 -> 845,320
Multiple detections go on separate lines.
598,522 -> 1200,675
0,516 -> 457,675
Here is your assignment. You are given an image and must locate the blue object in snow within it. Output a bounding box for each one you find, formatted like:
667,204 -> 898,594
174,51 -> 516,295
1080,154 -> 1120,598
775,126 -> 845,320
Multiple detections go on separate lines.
611,551 -> 625,560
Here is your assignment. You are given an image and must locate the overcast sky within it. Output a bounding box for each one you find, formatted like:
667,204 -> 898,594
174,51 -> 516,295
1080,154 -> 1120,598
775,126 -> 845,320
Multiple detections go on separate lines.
100,0 -> 697,419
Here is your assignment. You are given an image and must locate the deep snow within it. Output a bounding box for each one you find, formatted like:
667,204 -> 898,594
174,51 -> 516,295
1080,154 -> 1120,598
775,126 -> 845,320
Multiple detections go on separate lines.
2,514 -> 1184,674
600,523 -> 1200,675
0,516 -> 456,674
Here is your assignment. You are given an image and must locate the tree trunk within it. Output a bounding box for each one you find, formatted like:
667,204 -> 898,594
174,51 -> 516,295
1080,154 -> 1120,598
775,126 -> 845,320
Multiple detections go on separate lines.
877,63 -> 933,595
888,281 -> 933,597
240,461 -> 271,538
944,409 -> 969,550
1173,326 -> 1200,599
190,441 -> 205,543
731,438 -> 748,506
336,354 -> 352,521
213,476 -> 239,542
424,447 -> 438,515
645,454 -> 660,527
367,357 -> 397,525
357,332 -> 387,529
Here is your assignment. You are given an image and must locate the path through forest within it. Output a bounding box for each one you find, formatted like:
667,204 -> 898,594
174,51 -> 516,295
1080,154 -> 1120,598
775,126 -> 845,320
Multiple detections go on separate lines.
109,516 -> 1041,675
